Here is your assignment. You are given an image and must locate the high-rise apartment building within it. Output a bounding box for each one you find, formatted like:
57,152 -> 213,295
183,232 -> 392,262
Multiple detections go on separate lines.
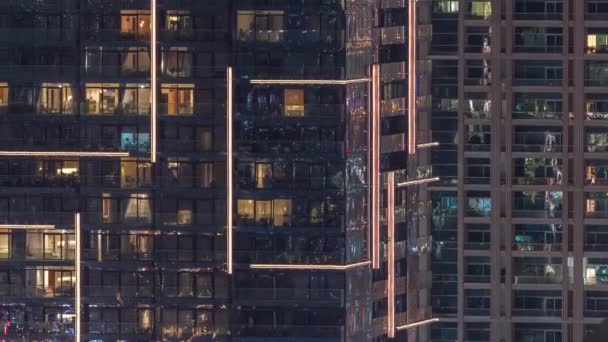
425,0 -> 608,342
0,0 -> 436,341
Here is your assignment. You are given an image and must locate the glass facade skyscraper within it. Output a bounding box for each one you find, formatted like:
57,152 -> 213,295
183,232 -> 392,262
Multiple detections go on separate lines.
4,0 -> 608,342
0,0 -> 434,341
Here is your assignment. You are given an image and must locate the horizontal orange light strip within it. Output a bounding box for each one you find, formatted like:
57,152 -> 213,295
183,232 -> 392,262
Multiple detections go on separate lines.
249,261 -> 371,271
0,151 -> 129,157
396,318 -> 440,331
416,142 -> 440,148
0,224 -> 55,230
397,177 -> 440,187
249,78 -> 371,85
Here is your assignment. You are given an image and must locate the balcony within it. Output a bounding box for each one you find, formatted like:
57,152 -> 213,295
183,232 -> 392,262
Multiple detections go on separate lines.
585,291 -> 608,317
512,196 -> 563,219
464,97 -> 491,120
512,130 -> 563,153
465,225 -> 490,250
513,292 -> 562,317
512,158 -> 563,185
513,0 -> 563,20
513,98 -> 562,120
513,260 -> 563,285
513,62 -> 563,86
586,62 -> 608,86
513,28 -> 563,53
584,226 -> 608,252
464,289 -> 491,316
513,225 -> 562,252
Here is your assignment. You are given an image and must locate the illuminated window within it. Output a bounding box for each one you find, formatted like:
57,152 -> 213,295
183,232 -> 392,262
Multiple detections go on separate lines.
434,0 -> 459,13
237,11 -> 284,42
138,309 -> 154,334
120,10 -> 150,39
161,84 -> 194,115
256,163 -> 272,188
85,83 -> 119,115
38,83 -> 73,114
177,200 -> 193,225
122,84 -> 150,115
0,82 -> 8,108
0,229 -> 9,258
123,194 -> 152,224
165,11 -> 192,31
121,160 -> 152,188
284,89 -> 304,116
256,200 -> 272,225
237,199 -> 254,224
469,1 -> 491,18
273,199 -> 292,227
120,127 -> 150,152
587,34 -> 608,53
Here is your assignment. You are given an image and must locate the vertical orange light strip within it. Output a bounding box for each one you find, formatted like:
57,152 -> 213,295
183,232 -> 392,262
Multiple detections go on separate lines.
227,66 -> 233,274
150,0 -> 157,163
75,213 -> 81,342
387,172 -> 395,338
408,0 -> 417,155
372,64 -> 381,269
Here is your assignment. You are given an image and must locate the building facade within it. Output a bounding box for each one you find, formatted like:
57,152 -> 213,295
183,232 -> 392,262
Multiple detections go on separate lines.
425,0 -> 608,341
0,0 -> 435,341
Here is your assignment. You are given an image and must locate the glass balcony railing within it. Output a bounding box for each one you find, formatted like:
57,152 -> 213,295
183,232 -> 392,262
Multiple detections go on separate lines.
513,0 -> 563,20
512,131 -> 563,152
513,266 -> 563,285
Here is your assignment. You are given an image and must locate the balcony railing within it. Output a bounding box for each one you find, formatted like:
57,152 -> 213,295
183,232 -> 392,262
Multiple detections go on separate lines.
513,45 -> 562,53
512,308 -> 561,317
512,274 -> 562,285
